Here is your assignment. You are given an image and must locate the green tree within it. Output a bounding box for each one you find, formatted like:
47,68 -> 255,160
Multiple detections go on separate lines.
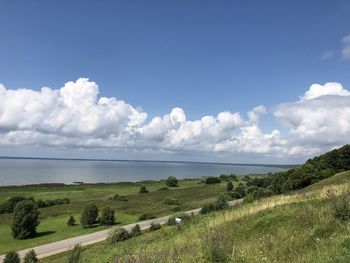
23,249 -> 38,263
139,185 -> 149,193
100,207 -> 115,226
11,200 -> 39,239
67,216 -> 76,226
4,251 -> 20,263
166,176 -> 178,187
226,181 -> 233,192
80,203 -> 98,228
235,183 -> 246,198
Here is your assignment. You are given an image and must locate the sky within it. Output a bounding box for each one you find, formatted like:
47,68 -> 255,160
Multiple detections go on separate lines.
0,0 -> 350,164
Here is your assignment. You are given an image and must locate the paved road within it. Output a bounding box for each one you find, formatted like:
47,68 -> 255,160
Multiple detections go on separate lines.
0,199 -> 242,262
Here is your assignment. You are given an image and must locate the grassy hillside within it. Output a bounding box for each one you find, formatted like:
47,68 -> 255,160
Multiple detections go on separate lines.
43,171 -> 350,263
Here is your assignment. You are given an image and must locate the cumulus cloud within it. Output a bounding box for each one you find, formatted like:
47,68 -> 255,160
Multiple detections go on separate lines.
274,82 -> 350,147
1,78 -> 350,160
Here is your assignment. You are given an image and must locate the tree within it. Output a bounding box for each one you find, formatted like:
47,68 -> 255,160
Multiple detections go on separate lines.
80,203 -> 98,227
67,216 -> 76,226
139,185 -> 149,193
100,207 -> 115,226
166,176 -> 178,187
205,176 -> 221,184
107,227 -> 130,244
226,181 -> 233,192
11,200 -> 39,239
4,251 -> 20,263
23,249 -> 38,263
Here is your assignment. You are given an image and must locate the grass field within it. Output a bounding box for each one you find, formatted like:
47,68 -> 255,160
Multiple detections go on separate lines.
42,171 -> 350,263
0,178 -> 238,254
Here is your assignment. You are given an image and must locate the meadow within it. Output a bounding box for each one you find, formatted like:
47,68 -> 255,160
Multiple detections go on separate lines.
0,177 -> 238,254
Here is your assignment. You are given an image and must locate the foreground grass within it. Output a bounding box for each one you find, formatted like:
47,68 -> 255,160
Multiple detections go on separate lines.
44,172 -> 350,263
0,178 -> 232,254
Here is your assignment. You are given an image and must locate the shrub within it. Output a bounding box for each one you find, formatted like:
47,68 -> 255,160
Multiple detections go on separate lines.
0,196 -> 34,214
100,207 -> 115,225
230,174 -> 238,181
226,181 -> 233,192
139,185 -> 149,193
4,251 -> 20,263
115,196 -> 128,201
66,244 -> 82,263
149,222 -> 161,231
200,203 -> 216,214
219,174 -> 230,181
227,191 -> 241,199
11,200 -> 40,239
107,227 -> 130,244
163,197 -> 180,205
171,206 -> 181,212
67,216 -> 76,226
139,213 -> 156,220
80,203 -> 98,227
23,249 -> 38,263
235,183 -> 246,198
166,176 -> 178,187
157,187 -> 169,191
328,190 -> 350,221
109,194 -> 119,200
36,198 -> 70,208
130,224 -> 141,237
205,176 -> 221,184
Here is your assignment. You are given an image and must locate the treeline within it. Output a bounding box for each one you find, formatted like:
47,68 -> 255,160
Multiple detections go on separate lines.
0,196 -> 70,214
269,144 -> 350,193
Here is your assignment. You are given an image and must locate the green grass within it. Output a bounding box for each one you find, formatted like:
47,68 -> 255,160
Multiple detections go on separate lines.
0,178 -> 238,254
42,171 -> 350,263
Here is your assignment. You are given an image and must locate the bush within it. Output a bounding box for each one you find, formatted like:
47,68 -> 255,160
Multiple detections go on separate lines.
139,185 -> 149,193
171,205 -> 181,212
139,213 -> 156,221
23,249 -> 38,263
109,194 -> 119,200
11,200 -> 40,239
166,176 -> 178,187
36,198 -> 70,208
130,224 -> 141,237
200,195 -> 229,214
227,191 -> 241,199
80,203 -> 98,227
157,187 -> 169,191
66,244 -> 82,263
205,176 -> 221,184
100,207 -> 115,226
163,197 -> 180,205
67,216 -> 76,226
219,174 -> 230,181
0,196 -> 34,214
107,227 -> 130,244
4,251 -> 20,263
327,190 -> 350,221
149,222 -> 161,231
115,196 -> 128,201
235,183 -> 246,198
230,174 -> 238,181
226,181 -> 233,192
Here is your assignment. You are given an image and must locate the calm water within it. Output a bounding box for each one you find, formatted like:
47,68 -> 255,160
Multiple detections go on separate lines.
0,158 -> 285,186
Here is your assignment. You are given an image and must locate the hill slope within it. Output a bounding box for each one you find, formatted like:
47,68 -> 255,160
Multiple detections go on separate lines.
43,171 -> 350,263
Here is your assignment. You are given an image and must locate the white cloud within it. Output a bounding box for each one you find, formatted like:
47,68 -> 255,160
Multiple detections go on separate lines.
274,82 -> 350,147
321,50 -> 335,60
342,34 -> 350,60
1,78 -> 350,161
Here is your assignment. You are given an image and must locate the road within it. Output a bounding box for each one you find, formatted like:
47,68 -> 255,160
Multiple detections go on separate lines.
0,199 -> 242,262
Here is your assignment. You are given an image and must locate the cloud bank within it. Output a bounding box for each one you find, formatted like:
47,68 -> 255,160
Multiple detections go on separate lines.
0,79 -> 350,161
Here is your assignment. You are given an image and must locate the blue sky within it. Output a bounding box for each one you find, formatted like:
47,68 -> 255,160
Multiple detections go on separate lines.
0,1 -> 350,163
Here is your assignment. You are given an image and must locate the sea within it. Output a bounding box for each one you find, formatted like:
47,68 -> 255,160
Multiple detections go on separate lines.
0,157 -> 288,186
